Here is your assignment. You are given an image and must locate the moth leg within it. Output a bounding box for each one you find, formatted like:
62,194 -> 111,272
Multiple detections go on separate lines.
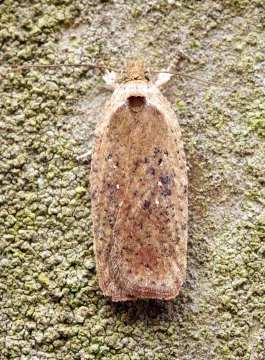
102,70 -> 118,87
155,71 -> 174,88
76,149 -> 92,163
155,51 -> 188,88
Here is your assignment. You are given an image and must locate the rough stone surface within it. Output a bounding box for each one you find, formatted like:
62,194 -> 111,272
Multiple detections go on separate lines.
0,1 -> 265,359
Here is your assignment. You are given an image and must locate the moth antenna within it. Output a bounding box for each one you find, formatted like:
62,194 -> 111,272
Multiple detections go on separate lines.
11,63 -> 121,73
8,61 -> 222,87
151,68 -> 223,87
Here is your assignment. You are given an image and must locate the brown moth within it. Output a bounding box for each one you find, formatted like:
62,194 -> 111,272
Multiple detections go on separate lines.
90,59 -> 188,301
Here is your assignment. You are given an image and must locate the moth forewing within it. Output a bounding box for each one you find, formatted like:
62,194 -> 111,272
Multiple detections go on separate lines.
90,60 -> 188,301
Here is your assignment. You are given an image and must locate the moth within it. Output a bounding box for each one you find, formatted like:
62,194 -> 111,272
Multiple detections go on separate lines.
90,59 -> 188,301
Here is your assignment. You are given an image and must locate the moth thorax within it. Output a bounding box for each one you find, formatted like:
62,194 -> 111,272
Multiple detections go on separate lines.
127,96 -> 146,112
126,59 -> 145,81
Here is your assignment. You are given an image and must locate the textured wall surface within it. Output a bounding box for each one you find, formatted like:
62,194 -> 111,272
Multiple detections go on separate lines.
1,1 -> 265,359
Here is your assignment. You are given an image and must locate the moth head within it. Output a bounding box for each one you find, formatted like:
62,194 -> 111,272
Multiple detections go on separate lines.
125,59 -> 146,81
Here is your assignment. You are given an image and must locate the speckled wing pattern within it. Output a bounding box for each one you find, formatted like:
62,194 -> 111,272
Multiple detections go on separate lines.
91,79 -> 188,301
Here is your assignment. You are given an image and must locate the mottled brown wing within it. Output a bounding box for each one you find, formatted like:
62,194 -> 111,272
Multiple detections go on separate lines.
91,97 -> 187,301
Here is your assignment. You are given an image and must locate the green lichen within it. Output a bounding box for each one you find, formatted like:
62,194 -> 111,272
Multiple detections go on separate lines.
248,112 -> 265,139
75,186 -> 87,197
1,0 -> 265,359
38,273 -> 50,287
